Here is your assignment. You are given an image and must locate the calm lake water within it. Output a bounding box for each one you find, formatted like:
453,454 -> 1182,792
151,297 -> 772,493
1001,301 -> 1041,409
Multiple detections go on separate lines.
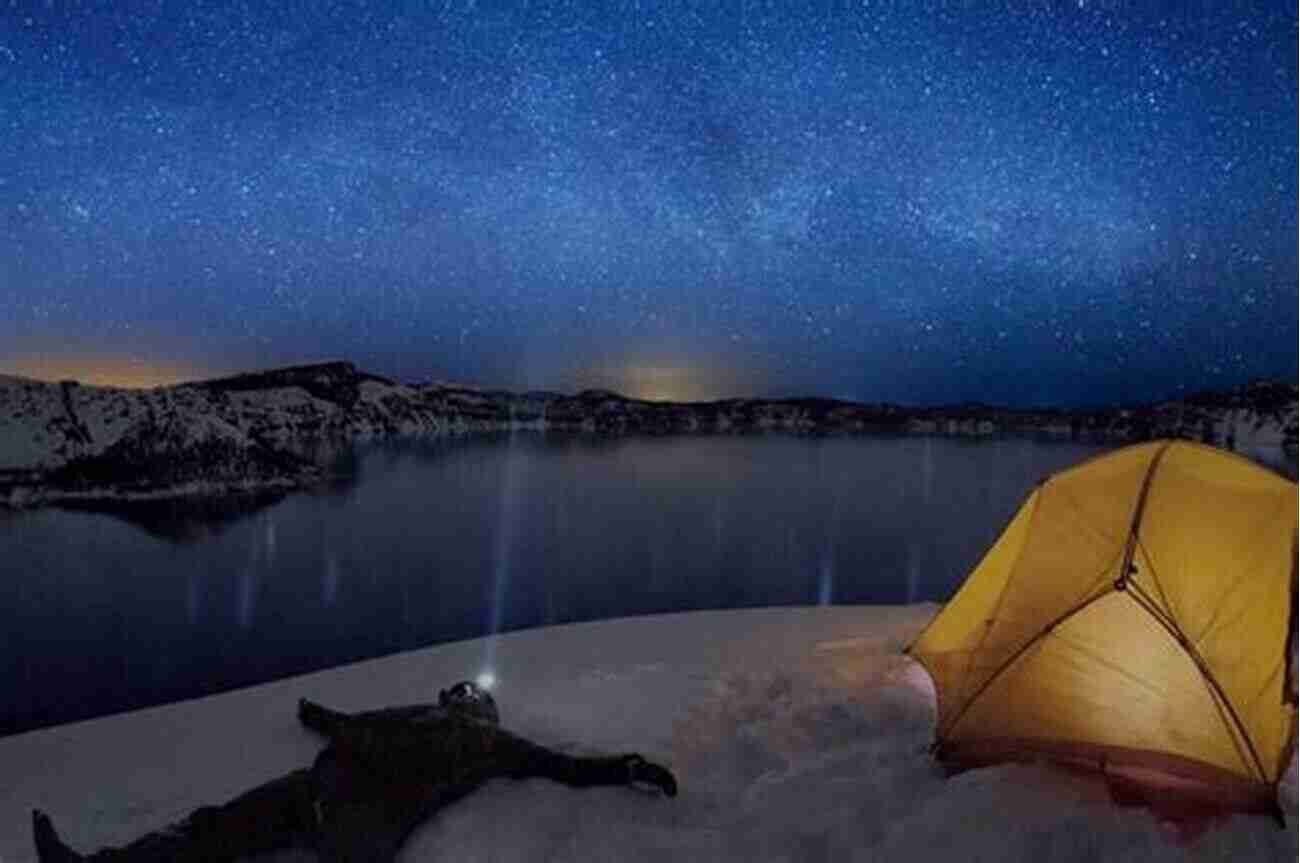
2,435 -> 1292,736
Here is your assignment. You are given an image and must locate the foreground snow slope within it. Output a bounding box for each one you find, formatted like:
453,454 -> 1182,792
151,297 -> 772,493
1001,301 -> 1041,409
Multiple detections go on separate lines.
1,605 -> 1294,862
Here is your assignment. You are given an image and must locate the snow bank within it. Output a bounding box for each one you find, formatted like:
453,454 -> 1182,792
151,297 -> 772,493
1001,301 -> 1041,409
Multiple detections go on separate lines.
0,605 -> 1293,862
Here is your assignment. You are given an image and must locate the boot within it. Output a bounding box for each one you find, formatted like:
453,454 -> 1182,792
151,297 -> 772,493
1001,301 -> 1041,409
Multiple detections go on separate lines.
32,810 -> 83,863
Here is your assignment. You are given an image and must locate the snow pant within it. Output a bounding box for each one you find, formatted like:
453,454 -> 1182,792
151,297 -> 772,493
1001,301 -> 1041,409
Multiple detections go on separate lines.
73,767 -> 320,862
68,740 -> 644,862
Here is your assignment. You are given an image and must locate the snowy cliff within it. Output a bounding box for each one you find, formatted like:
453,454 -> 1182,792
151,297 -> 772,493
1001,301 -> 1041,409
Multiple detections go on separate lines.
904,381 -> 1299,450
0,363 -> 440,506
1,362 -> 1294,506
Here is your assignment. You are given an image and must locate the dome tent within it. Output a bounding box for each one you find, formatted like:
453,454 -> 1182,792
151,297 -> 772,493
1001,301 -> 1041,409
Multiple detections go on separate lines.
907,440 -> 1297,823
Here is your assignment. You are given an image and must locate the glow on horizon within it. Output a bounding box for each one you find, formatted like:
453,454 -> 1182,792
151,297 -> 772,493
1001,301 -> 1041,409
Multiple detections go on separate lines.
0,352 -> 769,401
0,356 -> 218,389
608,364 -> 753,403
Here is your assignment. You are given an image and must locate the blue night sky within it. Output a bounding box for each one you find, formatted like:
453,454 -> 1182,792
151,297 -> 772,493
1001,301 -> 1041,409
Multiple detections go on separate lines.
2,2 -> 1295,406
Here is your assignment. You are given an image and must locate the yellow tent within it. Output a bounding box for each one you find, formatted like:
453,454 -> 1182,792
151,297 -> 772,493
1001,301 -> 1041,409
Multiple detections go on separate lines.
907,439 -> 1297,818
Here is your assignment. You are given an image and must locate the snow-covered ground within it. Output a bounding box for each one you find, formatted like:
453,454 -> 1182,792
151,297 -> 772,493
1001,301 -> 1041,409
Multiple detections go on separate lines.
1,605 -> 1294,862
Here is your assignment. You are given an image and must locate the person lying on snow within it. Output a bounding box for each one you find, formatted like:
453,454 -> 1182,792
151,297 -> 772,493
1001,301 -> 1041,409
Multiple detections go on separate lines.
33,681 -> 678,862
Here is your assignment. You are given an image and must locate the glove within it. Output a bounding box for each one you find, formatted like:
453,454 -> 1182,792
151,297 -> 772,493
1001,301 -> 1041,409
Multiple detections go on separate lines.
623,754 -> 679,797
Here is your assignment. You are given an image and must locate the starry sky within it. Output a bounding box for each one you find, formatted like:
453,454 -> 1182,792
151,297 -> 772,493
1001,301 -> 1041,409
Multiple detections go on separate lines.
2,1 -> 1295,405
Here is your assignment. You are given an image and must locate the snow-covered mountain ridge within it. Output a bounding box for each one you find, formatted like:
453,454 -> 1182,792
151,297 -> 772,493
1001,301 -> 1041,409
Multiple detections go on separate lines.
1,362 -> 1294,506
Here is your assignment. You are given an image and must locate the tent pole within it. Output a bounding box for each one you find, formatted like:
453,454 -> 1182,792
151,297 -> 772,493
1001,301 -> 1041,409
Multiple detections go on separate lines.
937,442 -> 1175,741
935,588 -> 1112,740
1114,441 -> 1173,593
1126,582 -> 1270,786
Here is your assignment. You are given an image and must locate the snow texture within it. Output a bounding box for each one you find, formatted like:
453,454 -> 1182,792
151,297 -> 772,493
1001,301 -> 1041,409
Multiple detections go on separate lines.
1,605 -> 1293,862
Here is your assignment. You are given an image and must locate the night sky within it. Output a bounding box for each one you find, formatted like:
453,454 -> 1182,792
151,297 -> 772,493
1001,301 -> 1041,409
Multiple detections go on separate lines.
2,2 -> 1295,406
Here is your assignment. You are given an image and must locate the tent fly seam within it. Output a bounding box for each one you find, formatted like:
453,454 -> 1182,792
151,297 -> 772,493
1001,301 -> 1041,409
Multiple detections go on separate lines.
1114,441 -> 1173,594
967,491 -> 1044,665
1125,581 -> 1270,784
1133,536 -> 1176,625
937,587 -> 1112,740
1187,495 -> 1294,649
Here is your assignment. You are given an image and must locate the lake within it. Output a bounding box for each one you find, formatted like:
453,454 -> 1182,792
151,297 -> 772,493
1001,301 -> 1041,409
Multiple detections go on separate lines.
1,435 -> 1291,736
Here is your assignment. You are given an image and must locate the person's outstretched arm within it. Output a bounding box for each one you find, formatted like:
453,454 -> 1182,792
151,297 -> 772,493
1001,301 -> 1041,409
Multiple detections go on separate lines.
499,731 -> 678,797
299,698 -> 439,738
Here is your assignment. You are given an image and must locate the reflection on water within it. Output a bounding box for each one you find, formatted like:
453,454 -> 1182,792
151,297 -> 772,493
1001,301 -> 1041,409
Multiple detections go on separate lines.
484,431 -> 527,673
323,550 -> 340,606
2,434 -> 1293,736
47,446 -> 365,544
53,492 -> 288,544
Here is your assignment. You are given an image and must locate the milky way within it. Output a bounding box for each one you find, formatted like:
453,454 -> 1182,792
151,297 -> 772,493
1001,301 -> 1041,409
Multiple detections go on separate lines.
2,2 -> 1295,405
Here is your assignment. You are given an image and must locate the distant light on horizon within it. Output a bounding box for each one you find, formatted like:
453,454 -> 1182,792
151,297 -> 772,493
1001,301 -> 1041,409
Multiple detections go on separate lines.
0,355 -> 219,389
606,363 -> 754,403
622,366 -> 698,402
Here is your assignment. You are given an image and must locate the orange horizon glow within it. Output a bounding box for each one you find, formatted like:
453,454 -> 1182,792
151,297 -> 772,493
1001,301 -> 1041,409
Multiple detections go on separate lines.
0,355 -> 763,400
0,356 -> 220,389
611,363 -> 754,403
